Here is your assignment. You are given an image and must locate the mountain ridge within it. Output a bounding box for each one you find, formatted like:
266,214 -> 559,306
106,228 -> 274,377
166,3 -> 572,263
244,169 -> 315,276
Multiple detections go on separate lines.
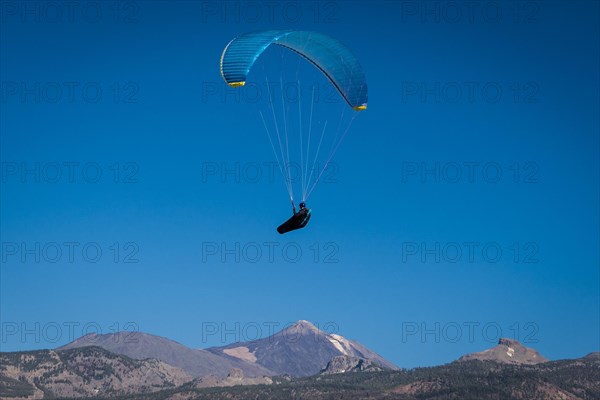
56,320 -> 397,378
1,329 -> 597,399
58,331 -> 274,378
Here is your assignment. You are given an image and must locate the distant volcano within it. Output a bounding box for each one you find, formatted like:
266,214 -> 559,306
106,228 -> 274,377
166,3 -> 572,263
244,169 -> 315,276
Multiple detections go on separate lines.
58,320 -> 397,378
207,319 -> 398,376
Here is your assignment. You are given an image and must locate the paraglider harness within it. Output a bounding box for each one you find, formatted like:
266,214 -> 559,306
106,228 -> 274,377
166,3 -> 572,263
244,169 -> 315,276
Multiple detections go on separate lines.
277,200 -> 311,234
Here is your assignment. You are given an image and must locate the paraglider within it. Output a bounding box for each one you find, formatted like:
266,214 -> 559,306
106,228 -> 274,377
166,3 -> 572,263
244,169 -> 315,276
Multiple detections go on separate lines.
219,30 -> 367,233
277,201 -> 311,234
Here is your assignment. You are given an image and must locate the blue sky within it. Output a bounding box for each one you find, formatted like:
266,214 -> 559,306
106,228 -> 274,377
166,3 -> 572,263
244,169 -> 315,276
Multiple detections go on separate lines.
1,1 -> 598,368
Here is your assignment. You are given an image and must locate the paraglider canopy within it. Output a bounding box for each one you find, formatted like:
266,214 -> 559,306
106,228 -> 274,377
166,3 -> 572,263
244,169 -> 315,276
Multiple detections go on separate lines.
220,30 -> 368,111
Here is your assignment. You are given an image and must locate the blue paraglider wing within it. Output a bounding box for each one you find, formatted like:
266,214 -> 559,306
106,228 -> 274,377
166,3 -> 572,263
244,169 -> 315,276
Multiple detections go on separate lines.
220,30 -> 368,110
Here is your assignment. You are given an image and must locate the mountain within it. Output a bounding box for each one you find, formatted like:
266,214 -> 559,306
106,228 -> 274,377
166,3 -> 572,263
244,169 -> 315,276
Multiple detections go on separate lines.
55,320 -> 396,379
207,320 -> 398,377
457,338 -> 549,364
0,346 -> 191,399
58,331 -> 273,378
320,355 -> 389,374
2,332 -> 598,399
123,353 -> 600,400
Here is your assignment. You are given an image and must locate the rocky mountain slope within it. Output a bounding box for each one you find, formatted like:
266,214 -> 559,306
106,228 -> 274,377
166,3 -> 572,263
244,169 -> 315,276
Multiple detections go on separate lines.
4,322 -> 597,400
320,355 -> 389,374
2,335 -> 597,399
457,338 -> 549,364
207,320 -> 397,376
123,352 -> 600,400
0,346 -> 191,399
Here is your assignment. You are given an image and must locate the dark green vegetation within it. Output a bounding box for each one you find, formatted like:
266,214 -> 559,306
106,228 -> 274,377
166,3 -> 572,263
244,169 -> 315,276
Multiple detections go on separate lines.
0,346 -> 189,399
2,347 -> 598,399
115,354 -> 600,400
0,375 -> 36,398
